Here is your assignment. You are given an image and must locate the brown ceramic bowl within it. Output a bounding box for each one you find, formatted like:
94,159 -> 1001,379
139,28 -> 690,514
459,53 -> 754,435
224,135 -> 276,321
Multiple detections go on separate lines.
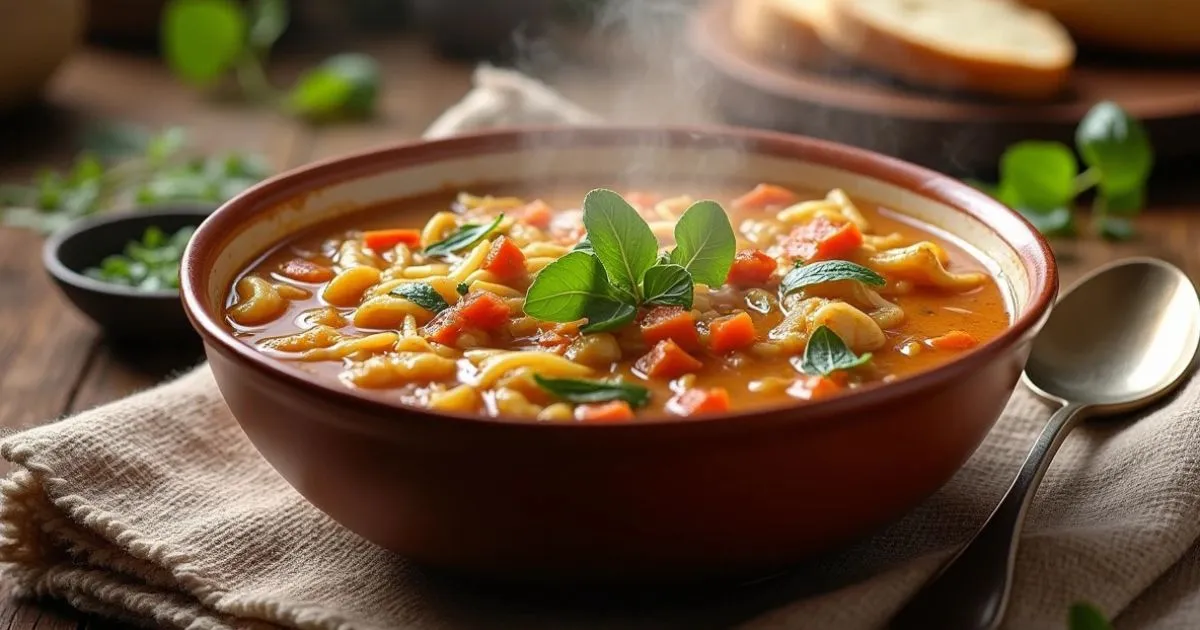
180,126 -> 1057,584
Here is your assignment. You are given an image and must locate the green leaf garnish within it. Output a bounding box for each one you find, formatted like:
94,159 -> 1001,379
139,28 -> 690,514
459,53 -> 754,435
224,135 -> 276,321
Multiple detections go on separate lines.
83,226 -> 196,290
781,260 -> 885,297
390,283 -> 449,314
288,53 -> 381,121
581,189 -> 659,299
997,141 -> 1078,212
247,0 -> 289,52
532,375 -> 651,408
524,251 -> 637,333
1077,101 -> 1153,197
798,326 -> 872,376
456,282 -> 469,296
1068,603 -> 1112,630
571,237 -> 593,253
642,263 -> 694,308
669,200 -> 736,286
162,0 -> 247,86
424,214 -> 505,257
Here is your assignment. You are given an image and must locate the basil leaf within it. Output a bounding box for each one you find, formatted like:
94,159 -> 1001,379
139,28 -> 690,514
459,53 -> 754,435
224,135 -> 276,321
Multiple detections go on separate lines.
162,0 -> 248,86
1068,603 -> 1112,630
524,251 -> 637,333
1017,207 -> 1076,237
390,283 -> 449,313
642,264 -> 694,308
571,237 -> 593,253
533,375 -> 651,408
582,189 -> 658,298
997,141 -> 1077,212
456,282 -> 469,296
798,326 -> 872,376
424,214 -> 504,257
288,53 -> 381,120
247,0 -> 289,51
669,200 -> 736,286
1076,101 -> 1153,200
781,260 -> 886,296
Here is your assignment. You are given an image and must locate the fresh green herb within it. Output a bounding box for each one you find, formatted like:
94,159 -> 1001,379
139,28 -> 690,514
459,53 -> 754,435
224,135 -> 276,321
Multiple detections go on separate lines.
524,251 -> 637,333
533,375 -> 652,408
1068,603 -> 1111,630
1,126 -> 271,234
798,325 -> 872,376
781,260 -> 886,297
642,263 -> 694,308
989,101 -> 1153,240
524,190 -> 737,334
456,282 -> 469,296
84,225 -> 196,290
669,200 -> 736,286
424,214 -> 505,257
160,0 -> 380,121
390,283 -> 449,314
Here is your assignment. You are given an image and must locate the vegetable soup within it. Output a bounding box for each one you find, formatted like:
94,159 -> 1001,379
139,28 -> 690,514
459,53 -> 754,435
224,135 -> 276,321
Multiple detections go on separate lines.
225,184 -> 1009,421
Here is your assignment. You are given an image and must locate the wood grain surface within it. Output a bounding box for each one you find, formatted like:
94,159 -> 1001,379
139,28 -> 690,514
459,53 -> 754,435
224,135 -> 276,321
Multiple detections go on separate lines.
0,33 -> 1197,630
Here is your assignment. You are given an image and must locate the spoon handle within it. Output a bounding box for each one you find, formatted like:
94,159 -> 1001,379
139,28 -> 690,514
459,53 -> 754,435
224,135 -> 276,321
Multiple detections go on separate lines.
887,400 -> 1088,630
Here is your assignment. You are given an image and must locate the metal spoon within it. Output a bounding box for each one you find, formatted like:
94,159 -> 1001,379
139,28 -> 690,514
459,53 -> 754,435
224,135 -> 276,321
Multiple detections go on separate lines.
889,257 -> 1200,630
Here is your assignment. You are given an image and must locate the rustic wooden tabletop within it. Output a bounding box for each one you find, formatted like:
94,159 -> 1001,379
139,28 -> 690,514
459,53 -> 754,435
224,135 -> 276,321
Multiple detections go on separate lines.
1,33 -> 1198,630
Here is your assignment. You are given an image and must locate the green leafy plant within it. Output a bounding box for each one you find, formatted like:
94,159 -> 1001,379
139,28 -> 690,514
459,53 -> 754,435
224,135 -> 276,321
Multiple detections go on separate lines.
797,325 -> 873,376
84,226 -> 196,291
161,0 -> 381,121
986,101 -> 1153,240
0,126 -> 270,234
533,375 -> 651,407
524,189 -> 736,333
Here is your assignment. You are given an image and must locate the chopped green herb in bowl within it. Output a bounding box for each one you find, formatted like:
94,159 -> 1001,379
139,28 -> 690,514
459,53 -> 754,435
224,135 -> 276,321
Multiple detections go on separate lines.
85,226 -> 195,291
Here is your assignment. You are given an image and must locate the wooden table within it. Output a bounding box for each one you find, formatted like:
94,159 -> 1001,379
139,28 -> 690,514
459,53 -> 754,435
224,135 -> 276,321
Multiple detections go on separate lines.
1,34 -> 1198,630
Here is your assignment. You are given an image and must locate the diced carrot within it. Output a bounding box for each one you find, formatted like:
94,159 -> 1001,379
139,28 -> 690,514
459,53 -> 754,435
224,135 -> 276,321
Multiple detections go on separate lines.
667,387 -> 731,416
926,330 -> 980,351
784,217 -> 863,262
482,236 -> 527,279
732,184 -> 798,210
789,375 -> 845,401
424,310 -> 465,346
279,258 -> 335,283
363,228 -> 422,252
635,339 -> 704,380
520,200 -> 554,230
726,249 -> 777,287
575,400 -> 635,423
640,306 -> 701,352
458,291 -> 512,330
709,311 -> 757,353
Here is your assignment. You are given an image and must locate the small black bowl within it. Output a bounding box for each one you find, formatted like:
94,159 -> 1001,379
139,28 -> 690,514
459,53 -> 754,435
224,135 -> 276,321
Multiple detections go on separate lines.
43,205 -> 215,345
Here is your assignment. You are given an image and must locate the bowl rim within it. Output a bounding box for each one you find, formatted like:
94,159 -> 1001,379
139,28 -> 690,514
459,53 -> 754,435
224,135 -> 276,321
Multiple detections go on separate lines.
43,205 -> 215,301
181,125 -> 1058,433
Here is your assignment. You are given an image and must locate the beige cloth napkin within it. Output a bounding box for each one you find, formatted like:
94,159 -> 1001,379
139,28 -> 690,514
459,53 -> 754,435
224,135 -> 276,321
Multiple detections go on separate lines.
5,66 -> 1200,630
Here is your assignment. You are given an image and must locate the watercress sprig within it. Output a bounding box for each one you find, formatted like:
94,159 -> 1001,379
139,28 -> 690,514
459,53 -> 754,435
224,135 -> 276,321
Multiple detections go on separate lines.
524,189 -> 736,333
987,101 -> 1152,241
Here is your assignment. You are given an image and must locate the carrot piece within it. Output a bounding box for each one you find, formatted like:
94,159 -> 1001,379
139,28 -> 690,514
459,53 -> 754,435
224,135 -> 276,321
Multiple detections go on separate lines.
709,312 -> 757,353
726,249 -> 777,287
789,375 -> 845,401
926,330 -> 980,351
640,306 -> 701,352
482,236 -> 527,279
363,228 -> 422,251
424,310 -> 465,346
458,291 -> 512,330
575,400 -> 635,423
784,217 -> 863,262
279,258 -> 335,283
520,200 -> 554,230
732,184 -> 798,210
635,339 -> 704,380
667,387 -> 731,416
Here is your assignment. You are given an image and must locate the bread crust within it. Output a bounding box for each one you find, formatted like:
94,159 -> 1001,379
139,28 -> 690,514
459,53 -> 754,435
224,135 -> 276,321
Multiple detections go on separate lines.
731,0 -> 836,68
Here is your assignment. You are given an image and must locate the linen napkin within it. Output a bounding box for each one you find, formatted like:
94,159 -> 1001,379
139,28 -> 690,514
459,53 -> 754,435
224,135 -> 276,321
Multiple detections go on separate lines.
4,66 -> 1200,630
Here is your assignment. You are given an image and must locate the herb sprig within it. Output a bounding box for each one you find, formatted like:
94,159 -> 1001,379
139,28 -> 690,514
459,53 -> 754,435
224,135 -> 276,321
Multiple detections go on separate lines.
798,325 -> 872,376
781,260 -> 886,297
162,0 -> 380,121
533,375 -> 651,408
84,226 -> 196,291
524,189 -> 736,333
983,101 -> 1152,241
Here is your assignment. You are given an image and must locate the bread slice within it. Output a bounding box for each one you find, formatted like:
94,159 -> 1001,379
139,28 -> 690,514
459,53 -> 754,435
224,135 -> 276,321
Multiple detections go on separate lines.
817,0 -> 1075,100
732,0 -> 835,68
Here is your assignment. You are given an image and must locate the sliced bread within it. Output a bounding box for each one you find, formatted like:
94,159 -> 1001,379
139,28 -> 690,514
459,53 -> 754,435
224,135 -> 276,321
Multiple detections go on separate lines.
731,0 -> 834,68
817,0 -> 1075,99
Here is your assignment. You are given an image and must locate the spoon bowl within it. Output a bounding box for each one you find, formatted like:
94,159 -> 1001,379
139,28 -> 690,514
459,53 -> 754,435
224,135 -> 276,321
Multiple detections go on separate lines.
1024,258 -> 1200,410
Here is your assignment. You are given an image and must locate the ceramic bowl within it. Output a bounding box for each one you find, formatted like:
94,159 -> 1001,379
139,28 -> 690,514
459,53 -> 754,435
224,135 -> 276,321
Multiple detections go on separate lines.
180,127 -> 1057,583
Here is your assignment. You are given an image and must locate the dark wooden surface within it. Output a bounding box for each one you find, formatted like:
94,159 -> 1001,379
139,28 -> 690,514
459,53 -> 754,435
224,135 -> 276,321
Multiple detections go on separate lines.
1,33 -> 1198,630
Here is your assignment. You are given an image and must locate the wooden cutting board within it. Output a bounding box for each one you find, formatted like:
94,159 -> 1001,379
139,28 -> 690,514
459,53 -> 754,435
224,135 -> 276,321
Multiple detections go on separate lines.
688,0 -> 1200,176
